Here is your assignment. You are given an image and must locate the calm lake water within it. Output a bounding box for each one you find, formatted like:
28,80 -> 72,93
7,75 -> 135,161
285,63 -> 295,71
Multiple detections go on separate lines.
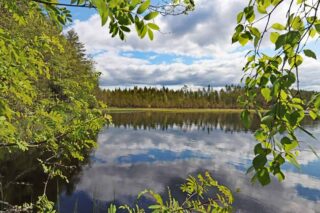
2,112 -> 320,212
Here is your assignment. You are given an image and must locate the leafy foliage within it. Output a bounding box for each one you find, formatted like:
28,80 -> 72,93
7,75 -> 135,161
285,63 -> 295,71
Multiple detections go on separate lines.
0,3 -> 109,210
5,0 -> 194,41
107,172 -> 233,213
234,0 -> 320,185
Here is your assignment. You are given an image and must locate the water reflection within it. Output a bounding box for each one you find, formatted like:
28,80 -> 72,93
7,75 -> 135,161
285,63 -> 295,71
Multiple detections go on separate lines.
0,148 -> 91,210
1,112 -> 320,212
109,111 -> 261,133
58,112 -> 320,212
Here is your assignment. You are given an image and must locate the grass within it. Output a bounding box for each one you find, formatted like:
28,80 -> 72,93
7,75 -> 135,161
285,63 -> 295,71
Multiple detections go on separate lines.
105,107 -> 247,113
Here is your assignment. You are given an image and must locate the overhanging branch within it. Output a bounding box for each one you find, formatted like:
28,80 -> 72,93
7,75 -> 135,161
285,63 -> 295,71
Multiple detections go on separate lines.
31,0 -> 95,8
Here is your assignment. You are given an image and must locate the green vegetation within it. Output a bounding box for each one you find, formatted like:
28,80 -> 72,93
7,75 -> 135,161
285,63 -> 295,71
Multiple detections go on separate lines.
98,85 -> 316,109
234,0 -> 320,185
109,172 -> 233,213
0,1 -> 108,211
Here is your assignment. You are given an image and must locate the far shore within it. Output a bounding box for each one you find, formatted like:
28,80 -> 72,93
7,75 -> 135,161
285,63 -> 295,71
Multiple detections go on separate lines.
105,107 -> 260,113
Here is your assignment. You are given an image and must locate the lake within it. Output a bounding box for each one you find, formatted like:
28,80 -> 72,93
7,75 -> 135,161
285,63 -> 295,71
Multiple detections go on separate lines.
2,111 -> 320,212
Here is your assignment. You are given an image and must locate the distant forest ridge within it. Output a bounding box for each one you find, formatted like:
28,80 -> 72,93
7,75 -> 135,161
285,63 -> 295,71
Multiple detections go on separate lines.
96,85 -> 316,109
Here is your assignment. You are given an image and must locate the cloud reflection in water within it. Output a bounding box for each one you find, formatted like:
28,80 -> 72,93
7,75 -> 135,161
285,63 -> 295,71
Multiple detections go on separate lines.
60,112 -> 320,213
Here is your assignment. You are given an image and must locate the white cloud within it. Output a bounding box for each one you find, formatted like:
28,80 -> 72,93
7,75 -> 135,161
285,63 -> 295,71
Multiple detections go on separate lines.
95,51 -> 245,86
66,0 -> 320,90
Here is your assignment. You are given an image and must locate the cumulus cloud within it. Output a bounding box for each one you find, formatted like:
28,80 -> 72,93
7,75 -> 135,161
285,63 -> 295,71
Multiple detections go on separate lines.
66,0 -> 320,90
95,51 -> 245,86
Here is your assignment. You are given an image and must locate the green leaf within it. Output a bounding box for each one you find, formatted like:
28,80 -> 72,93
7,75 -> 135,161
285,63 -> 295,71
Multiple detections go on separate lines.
92,0 -> 109,26
304,49 -> 317,60
261,115 -> 273,125
291,16 -> 303,30
276,171 -> 285,182
237,11 -> 244,23
255,130 -> 267,142
107,204 -> 117,213
254,143 -> 268,155
148,29 -> 154,40
232,24 -> 244,43
275,34 -> 285,50
119,30 -> 125,40
239,34 -> 249,46
137,189 -> 149,199
140,25 -> 147,38
120,26 -> 130,32
253,154 -> 267,169
144,12 -> 159,20
244,6 -> 255,23
131,0 -> 141,8
148,205 -> 162,209
135,16 -> 143,33
281,137 -> 298,152
315,24 -> 320,33
275,154 -> 285,165
258,168 -> 271,186
235,24 -> 244,33
309,28 -> 317,38
249,27 -> 260,38
261,88 -> 272,102
285,31 -> 301,46
309,110 -> 318,120
307,16 -> 316,24
238,31 -> 252,46
149,191 -> 163,205
137,0 -> 150,14
289,55 -> 303,67
286,110 -> 304,126
241,110 -> 251,128
147,23 -> 159,30
315,95 -> 320,109
257,4 -> 267,14
270,32 -> 279,43
271,23 -> 285,30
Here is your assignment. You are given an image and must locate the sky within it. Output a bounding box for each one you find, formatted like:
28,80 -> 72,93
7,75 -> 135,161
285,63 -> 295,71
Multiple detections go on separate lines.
64,0 -> 320,91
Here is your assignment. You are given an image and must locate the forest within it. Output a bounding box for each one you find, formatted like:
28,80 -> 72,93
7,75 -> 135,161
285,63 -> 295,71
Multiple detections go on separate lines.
97,85 -> 316,109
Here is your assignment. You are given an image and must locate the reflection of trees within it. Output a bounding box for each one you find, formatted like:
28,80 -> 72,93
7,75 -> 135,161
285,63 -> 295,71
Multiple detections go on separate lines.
0,148 -> 92,210
109,112 -> 261,133
301,118 -> 320,129
109,112 -> 319,134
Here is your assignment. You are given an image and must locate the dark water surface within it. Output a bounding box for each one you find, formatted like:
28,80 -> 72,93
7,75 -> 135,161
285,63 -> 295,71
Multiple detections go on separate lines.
2,112 -> 320,212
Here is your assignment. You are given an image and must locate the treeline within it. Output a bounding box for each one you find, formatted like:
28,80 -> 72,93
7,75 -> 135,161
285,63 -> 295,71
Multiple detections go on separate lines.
96,85 -> 315,109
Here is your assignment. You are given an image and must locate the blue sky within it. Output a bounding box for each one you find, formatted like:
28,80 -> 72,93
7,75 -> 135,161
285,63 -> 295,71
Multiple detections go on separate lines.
64,0 -> 320,91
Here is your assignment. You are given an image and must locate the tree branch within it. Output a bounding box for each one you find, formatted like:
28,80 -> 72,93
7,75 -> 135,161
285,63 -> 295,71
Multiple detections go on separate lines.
31,0 -> 95,8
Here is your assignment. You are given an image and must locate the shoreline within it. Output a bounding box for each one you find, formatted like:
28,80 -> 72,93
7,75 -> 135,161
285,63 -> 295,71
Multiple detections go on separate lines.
105,107 -> 257,113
